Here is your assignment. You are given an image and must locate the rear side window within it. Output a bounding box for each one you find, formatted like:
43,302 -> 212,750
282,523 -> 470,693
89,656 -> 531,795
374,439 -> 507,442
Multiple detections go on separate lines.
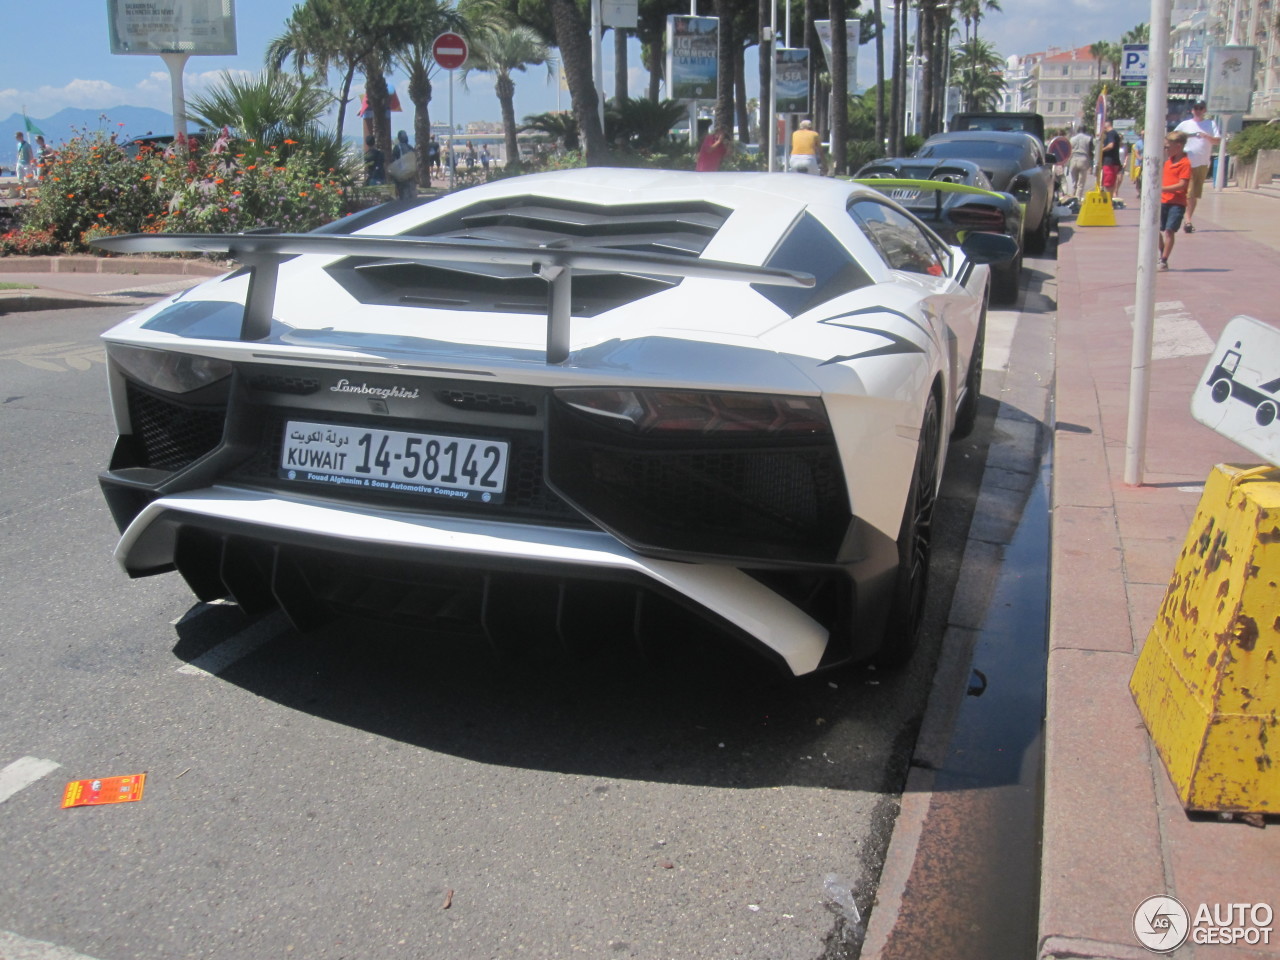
848,200 -> 947,277
752,212 -> 873,316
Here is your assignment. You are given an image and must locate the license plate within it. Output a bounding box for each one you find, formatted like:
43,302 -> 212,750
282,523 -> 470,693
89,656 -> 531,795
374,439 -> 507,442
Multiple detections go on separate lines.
279,420 -> 509,503
890,188 -> 921,200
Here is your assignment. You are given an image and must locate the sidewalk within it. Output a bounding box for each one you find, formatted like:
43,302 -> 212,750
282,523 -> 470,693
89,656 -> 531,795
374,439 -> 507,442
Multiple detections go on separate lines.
1043,185 -> 1280,959
0,254 -> 223,313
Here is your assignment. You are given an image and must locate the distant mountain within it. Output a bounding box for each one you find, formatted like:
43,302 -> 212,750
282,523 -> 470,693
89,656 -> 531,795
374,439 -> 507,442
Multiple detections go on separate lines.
2,106 -> 175,144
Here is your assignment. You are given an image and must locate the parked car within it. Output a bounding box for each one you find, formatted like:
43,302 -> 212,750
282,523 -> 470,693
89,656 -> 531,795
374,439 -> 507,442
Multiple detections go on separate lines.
853,157 -> 1025,303
915,131 -> 1056,256
949,112 -> 1046,143
91,169 -> 1014,675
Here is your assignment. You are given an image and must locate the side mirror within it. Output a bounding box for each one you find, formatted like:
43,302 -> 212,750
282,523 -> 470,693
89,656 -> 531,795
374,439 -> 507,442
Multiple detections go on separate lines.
961,232 -> 1019,265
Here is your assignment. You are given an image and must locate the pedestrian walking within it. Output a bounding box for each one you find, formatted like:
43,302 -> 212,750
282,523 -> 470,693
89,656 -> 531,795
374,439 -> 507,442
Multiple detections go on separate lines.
466,140 -> 476,171
1099,121 -> 1123,198
33,135 -> 50,180
14,131 -> 34,181
1068,127 -> 1093,200
427,137 -> 441,178
390,130 -> 416,201
788,119 -> 823,175
1173,99 -> 1221,233
1158,131 -> 1191,271
480,145 -> 490,174
363,135 -> 385,185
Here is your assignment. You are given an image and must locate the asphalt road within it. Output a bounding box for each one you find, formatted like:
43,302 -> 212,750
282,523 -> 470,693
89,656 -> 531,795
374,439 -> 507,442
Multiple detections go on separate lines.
0,299 -> 1009,960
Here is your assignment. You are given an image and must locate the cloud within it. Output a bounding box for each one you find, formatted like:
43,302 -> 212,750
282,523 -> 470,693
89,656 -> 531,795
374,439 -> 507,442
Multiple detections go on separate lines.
0,68 -> 266,120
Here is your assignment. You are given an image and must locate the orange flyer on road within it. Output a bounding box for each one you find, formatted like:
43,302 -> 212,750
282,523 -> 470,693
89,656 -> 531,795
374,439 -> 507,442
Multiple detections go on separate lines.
61,773 -> 147,808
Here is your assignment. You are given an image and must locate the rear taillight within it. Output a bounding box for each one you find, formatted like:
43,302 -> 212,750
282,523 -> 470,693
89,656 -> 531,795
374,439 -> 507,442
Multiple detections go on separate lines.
554,388 -> 831,436
950,205 -> 1008,231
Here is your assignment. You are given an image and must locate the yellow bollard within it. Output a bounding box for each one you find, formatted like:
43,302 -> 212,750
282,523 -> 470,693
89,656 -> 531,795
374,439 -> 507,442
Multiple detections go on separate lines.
1131,463 -> 1280,812
1075,188 -> 1116,227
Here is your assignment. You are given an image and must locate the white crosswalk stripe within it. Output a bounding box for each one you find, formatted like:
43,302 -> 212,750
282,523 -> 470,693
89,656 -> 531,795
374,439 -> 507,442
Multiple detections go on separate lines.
0,756 -> 60,805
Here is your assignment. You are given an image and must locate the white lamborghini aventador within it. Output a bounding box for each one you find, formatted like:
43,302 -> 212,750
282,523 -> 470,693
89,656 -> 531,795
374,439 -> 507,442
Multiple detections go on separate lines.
93,168 -> 1014,676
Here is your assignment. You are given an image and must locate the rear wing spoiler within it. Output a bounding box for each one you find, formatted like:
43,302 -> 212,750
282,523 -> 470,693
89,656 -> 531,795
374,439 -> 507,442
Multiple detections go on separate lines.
850,177 -> 1010,222
92,232 -> 815,364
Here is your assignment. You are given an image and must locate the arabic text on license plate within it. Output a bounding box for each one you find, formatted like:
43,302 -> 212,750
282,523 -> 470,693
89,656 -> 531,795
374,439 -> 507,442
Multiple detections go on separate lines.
890,188 -> 921,200
280,420 -> 509,503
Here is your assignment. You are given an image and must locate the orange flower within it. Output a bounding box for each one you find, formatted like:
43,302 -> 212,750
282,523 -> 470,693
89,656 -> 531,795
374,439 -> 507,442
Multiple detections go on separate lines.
246,165 -> 257,170
299,192 -> 308,197
142,175 -> 152,180
214,178 -> 224,184
220,207 -> 230,213
283,139 -> 298,145
66,193 -> 75,198
232,190 -> 241,196
97,213 -> 105,218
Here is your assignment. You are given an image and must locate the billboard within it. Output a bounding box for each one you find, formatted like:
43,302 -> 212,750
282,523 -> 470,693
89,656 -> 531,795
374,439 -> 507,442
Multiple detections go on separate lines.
1204,45 -> 1258,113
108,0 -> 237,56
666,16 -> 718,101
775,48 -> 810,114
814,20 -> 860,94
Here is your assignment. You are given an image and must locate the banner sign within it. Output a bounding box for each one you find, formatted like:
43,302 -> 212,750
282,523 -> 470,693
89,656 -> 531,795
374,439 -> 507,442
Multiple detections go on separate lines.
1205,45 -> 1258,113
666,16 -> 718,101
814,20 -> 861,94
775,48 -> 811,114
108,0 -> 237,56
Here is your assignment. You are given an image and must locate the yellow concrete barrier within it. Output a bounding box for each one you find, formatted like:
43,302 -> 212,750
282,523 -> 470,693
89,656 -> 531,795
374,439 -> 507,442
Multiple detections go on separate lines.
1131,463 -> 1280,812
1075,188 -> 1116,227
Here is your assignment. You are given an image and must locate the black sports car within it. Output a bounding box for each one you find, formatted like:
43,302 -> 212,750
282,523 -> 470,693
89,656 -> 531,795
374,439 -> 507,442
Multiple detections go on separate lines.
853,157 -> 1024,303
915,131 -> 1056,259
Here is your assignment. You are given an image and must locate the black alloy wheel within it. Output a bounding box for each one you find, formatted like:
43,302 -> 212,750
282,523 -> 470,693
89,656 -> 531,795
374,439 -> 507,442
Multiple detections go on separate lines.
877,393 -> 941,667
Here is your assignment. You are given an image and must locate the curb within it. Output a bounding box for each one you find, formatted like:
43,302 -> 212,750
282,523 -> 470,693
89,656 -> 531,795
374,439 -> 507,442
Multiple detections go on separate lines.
0,255 -> 227,276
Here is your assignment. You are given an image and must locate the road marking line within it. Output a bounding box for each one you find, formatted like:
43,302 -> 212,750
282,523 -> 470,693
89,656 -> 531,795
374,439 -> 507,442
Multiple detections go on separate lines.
1125,300 -> 1215,361
177,610 -> 290,677
0,757 -> 60,804
0,929 -> 105,960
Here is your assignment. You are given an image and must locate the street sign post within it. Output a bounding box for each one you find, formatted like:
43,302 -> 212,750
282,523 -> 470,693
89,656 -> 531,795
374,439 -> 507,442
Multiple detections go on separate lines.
432,33 -> 469,191
1121,43 -> 1149,87
432,32 -> 469,71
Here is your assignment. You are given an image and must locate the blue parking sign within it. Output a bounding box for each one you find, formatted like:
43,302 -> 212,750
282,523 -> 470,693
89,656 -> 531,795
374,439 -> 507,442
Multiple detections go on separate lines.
1121,44 -> 1148,86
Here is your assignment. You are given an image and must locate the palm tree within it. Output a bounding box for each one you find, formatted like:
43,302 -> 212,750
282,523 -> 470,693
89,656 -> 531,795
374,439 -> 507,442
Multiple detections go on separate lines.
460,0 -> 555,171
951,38 -> 1005,111
266,0 -> 361,140
546,0 -> 608,163
828,0 -> 848,172
1089,40 -> 1110,81
957,0 -> 1001,45
522,111 -> 579,151
1122,23 -> 1150,44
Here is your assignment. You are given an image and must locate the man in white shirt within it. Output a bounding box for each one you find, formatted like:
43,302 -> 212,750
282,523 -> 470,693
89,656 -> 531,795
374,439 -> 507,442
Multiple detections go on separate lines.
1067,128 -> 1093,200
1173,99 -> 1221,233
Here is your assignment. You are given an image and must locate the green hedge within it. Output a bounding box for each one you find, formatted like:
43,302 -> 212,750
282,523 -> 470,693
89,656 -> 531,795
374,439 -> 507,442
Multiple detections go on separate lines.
3,128 -> 352,255
1227,122 -> 1280,164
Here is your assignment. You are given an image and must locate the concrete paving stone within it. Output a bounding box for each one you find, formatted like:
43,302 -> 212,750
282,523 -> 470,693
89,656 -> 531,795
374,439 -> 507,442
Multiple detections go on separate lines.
1052,432 -> 1115,509
1118,537 -> 1184,587
1049,506 -> 1132,655
1038,935 -> 1153,960
1127,582 -> 1172,653
1039,649 -> 1166,951
1113,498 -> 1199,546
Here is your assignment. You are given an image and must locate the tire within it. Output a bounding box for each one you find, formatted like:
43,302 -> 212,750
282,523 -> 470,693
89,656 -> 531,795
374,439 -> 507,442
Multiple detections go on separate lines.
992,252 -> 1021,304
1257,401 -> 1276,427
1024,206 -> 1051,254
952,309 -> 985,439
1211,378 -> 1232,403
876,394 -> 941,667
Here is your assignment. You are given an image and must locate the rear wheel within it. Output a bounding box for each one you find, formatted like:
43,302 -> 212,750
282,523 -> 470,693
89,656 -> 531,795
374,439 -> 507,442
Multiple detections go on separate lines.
1025,207 -> 1051,254
876,394 -> 941,667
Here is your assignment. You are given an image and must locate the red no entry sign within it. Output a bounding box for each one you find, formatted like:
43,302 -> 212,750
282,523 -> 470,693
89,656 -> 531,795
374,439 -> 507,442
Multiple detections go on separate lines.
432,32 -> 468,71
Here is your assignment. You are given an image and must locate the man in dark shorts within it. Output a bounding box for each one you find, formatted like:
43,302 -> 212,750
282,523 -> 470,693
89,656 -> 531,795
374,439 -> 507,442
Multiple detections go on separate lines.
1159,131 -> 1191,270
1100,121 -> 1123,198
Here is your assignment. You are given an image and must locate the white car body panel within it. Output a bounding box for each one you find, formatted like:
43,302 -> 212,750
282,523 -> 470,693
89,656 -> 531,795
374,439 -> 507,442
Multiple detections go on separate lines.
93,169 -> 995,675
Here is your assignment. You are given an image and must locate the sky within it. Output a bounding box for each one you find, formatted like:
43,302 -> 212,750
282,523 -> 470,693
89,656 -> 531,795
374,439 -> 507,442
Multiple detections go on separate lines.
3,0 -> 1155,139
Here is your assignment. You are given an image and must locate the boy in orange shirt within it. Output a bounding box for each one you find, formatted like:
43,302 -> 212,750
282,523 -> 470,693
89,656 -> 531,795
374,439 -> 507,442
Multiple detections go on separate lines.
1159,131 -> 1191,271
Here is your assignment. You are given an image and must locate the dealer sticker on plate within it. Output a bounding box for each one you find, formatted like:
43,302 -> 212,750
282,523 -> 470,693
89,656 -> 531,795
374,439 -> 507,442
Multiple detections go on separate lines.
280,420 -> 509,503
